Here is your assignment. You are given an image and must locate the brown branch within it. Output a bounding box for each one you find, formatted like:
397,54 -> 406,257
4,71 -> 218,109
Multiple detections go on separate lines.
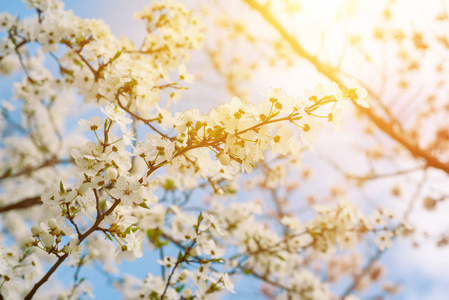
0,196 -> 42,213
115,93 -> 174,141
0,183 -> 112,214
0,158 -> 71,181
24,253 -> 69,300
24,199 -> 121,300
0,159 -> 73,213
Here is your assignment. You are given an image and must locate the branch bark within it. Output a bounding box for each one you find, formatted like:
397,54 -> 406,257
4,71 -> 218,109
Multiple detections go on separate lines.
0,196 -> 41,213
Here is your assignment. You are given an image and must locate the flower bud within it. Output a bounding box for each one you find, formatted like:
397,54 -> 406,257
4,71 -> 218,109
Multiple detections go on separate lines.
106,168 -> 118,180
41,233 -> 54,249
182,288 -> 193,298
78,184 -> 89,195
218,153 -> 230,166
31,225 -> 41,236
54,227 -> 61,236
179,269 -> 189,281
48,218 -> 58,229
25,237 -> 36,247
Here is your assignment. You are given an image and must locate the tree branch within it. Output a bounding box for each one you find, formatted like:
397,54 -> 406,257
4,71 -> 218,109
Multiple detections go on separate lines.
0,158 -> 72,181
0,196 -> 41,213
24,199 -> 121,300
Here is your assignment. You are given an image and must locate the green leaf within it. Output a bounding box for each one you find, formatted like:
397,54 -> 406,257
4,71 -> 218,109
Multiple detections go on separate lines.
74,59 -> 83,68
270,110 -> 280,118
147,228 -> 158,240
275,254 -> 285,261
194,121 -> 203,131
124,226 -> 140,235
112,49 -> 123,61
175,284 -> 185,292
104,232 -> 113,241
147,228 -> 168,248
177,251 -> 184,261
210,127 -> 225,137
138,202 -> 150,209
158,240 -> 169,248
